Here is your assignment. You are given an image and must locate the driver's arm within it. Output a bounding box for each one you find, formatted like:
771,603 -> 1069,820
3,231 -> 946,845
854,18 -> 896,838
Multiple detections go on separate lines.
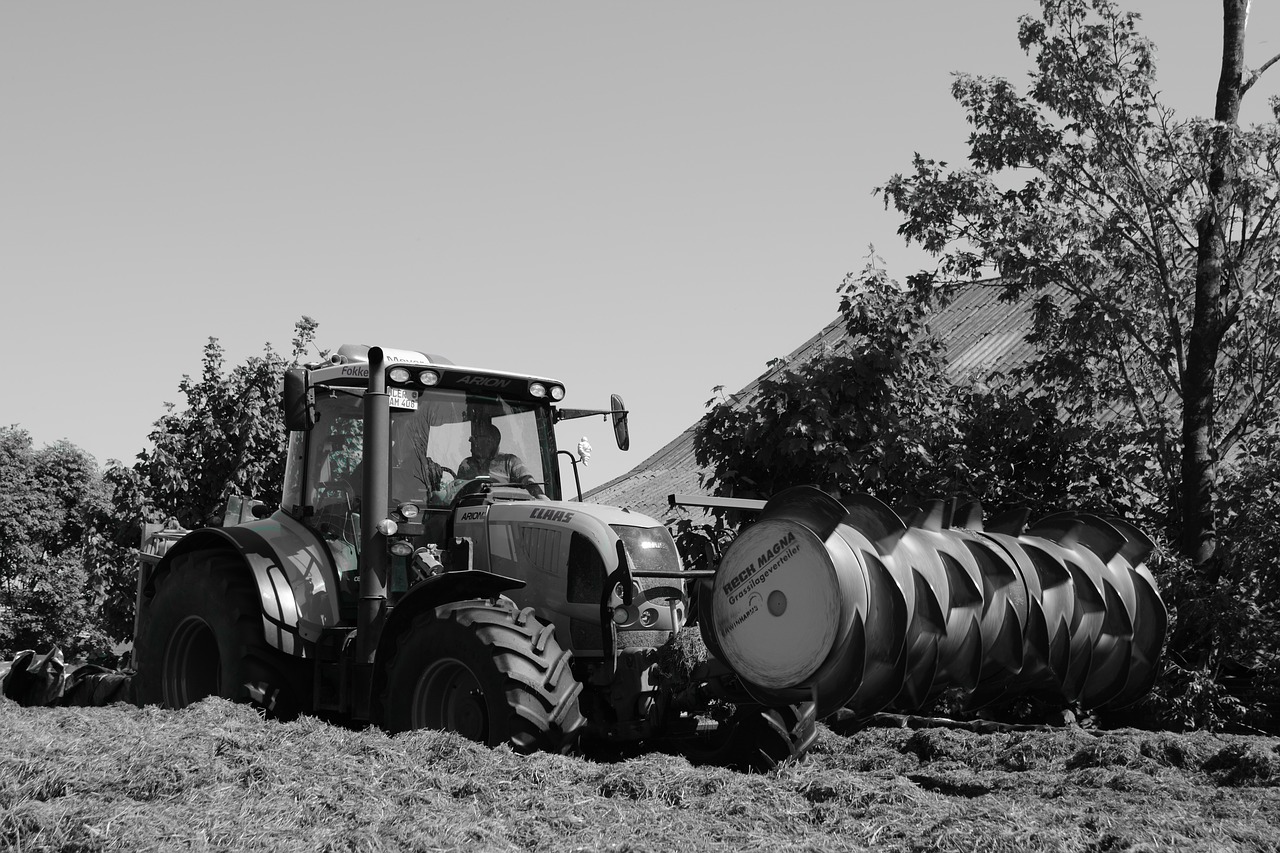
506,455 -> 545,498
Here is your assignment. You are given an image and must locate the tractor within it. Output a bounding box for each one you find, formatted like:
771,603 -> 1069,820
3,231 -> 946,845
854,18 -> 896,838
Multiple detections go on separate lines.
131,344 -> 814,770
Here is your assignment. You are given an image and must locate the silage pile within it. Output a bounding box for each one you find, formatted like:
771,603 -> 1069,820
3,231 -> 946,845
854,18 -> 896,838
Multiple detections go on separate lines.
1,697 -> 1278,852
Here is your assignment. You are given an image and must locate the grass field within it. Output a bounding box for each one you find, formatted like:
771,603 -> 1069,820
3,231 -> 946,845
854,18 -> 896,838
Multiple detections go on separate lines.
2,697 -> 1278,852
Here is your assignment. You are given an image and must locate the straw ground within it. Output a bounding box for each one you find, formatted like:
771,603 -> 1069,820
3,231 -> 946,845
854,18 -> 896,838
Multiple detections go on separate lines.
2,697 -> 1278,852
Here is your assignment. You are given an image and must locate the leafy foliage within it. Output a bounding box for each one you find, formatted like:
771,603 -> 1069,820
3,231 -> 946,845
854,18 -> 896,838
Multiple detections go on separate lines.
130,317 -> 318,529
1148,426 -> 1280,731
689,2 -> 1280,730
944,377 -> 1151,521
0,319 -> 319,663
0,428 -> 120,662
694,257 -> 962,509
871,0 -> 1280,726
692,256 -> 1143,522
880,0 -> 1280,549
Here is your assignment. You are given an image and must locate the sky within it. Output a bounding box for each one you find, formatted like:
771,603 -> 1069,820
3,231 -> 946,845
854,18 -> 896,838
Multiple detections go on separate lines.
2,1 -> 1277,496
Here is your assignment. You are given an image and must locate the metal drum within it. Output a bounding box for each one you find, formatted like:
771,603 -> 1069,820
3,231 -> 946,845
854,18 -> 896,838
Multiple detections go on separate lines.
707,486 -> 1167,719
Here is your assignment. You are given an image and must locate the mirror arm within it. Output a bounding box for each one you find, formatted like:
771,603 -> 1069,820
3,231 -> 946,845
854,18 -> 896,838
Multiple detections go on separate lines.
553,408 -> 628,422
554,394 -> 629,452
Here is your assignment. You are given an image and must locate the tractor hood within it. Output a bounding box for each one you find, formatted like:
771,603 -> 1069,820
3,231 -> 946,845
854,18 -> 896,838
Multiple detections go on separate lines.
451,498 -> 687,653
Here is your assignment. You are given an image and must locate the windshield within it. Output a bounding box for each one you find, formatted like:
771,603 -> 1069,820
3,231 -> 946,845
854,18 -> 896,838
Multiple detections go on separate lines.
303,385 -> 560,513
389,388 -> 559,505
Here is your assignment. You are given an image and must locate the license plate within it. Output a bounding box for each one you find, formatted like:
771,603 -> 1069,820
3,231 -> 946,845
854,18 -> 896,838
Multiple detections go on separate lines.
389,387 -> 419,410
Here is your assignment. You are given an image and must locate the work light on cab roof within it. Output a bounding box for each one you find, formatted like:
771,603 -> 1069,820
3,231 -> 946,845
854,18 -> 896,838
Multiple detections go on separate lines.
529,381 -> 566,400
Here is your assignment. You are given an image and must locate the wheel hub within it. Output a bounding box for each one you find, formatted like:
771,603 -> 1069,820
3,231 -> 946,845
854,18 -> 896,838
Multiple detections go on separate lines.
413,658 -> 489,742
162,615 -> 220,708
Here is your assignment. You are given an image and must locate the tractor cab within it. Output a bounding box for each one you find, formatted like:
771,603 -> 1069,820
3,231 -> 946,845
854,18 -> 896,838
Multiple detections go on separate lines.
281,347 -> 561,597
280,344 -> 627,612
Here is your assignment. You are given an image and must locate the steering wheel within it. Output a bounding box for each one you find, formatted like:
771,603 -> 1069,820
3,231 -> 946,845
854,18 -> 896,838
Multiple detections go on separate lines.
321,478 -> 359,511
390,459 -> 461,506
447,476 -> 492,511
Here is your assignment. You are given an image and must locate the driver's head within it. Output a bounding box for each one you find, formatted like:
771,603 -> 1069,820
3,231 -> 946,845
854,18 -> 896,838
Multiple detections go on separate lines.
469,423 -> 501,459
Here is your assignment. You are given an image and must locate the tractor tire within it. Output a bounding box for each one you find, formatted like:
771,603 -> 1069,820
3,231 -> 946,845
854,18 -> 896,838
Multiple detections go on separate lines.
380,598 -> 585,754
133,550 -> 306,717
689,703 -> 819,773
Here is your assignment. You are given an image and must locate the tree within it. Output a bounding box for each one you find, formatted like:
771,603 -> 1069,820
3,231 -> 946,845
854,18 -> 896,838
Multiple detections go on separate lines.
694,257 -> 962,509
878,0 -> 1280,581
129,317 -> 319,528
1184,0 -> 1280,575
0,318 -> 321,663
692,250 -> 1145,523
0,428 -> 121,661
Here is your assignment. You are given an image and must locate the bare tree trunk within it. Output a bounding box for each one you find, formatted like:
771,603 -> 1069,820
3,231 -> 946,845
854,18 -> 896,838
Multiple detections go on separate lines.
1181,0 -> 1248,581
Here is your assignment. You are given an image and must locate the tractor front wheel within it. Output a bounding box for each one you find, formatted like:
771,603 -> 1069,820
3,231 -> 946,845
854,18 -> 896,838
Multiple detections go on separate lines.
380,599 -> 584,754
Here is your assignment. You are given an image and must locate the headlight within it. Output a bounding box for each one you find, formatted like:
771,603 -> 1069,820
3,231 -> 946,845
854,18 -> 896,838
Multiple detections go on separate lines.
419,370 -> 440,386
389,540 -> 414,557
530,382 -> 547,398
550,385 -> 565,401
376,518 -> 398,536
397,502 -> 420,519
388,367 -> 411,383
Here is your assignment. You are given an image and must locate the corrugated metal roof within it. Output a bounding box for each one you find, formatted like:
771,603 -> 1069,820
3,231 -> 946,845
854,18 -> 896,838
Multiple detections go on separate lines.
584,280 -> 1044,521
930,282 -> 1042,379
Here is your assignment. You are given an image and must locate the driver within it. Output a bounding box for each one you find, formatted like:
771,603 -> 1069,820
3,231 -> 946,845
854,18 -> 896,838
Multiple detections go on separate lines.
456,423 -> 545,498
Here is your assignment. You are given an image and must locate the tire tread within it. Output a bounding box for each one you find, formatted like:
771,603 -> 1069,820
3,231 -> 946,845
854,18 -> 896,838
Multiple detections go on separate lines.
382,597 -> 585,754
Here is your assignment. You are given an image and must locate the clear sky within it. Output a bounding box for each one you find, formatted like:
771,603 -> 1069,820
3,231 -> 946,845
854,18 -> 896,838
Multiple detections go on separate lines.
2,1 -> 1276,494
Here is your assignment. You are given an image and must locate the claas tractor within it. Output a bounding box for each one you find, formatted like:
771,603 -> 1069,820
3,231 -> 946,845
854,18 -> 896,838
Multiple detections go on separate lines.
131,344 -> 815,770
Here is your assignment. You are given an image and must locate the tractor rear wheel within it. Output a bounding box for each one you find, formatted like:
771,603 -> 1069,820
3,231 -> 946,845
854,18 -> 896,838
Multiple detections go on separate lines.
133,550 -> 305,717
380,599 -> 584,754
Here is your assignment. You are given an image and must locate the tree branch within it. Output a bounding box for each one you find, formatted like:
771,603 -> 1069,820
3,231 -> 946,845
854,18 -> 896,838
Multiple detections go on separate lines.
1242,51 -> 1280,95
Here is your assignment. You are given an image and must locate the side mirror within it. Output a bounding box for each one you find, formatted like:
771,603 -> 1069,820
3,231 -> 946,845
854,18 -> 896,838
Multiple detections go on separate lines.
611,394 -> 629,451
283,368 -> 316,432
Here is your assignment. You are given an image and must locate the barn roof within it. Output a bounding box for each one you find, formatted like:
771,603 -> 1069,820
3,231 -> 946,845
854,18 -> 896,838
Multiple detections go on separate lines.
582,280 -> 1041,521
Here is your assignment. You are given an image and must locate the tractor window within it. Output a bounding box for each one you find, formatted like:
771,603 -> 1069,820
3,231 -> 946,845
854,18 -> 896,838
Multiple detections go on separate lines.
307,390 -> 365,510
281,431 -> 306,513
297,385 -> 562,513
389,389 -> 561,506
